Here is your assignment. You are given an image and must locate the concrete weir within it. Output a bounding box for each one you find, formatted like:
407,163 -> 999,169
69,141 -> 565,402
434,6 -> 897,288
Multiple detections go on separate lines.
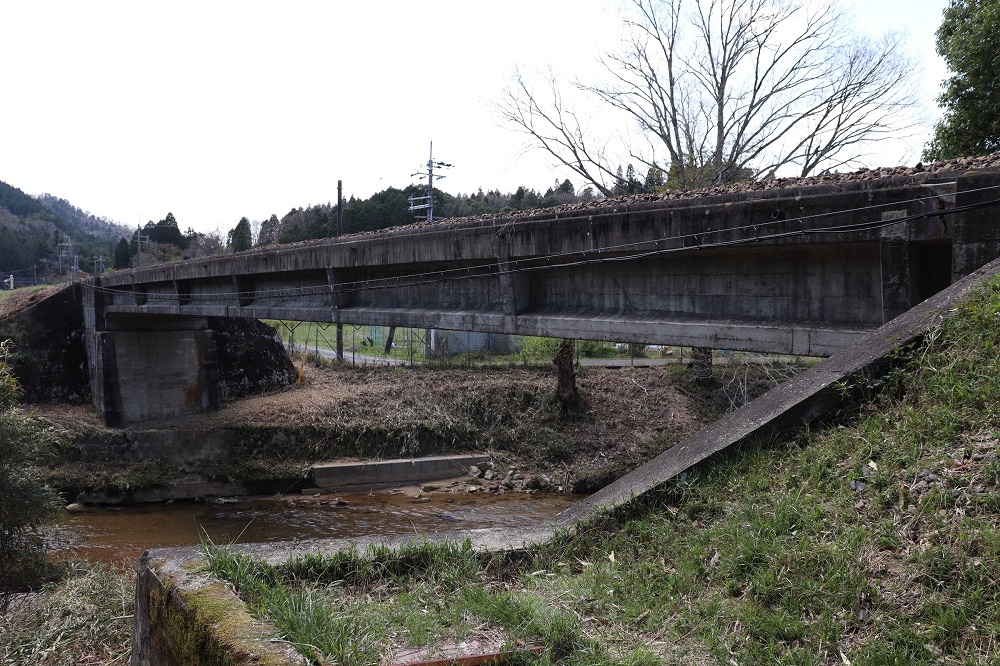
310,454 -> 490,493
132,256 -> 1000,665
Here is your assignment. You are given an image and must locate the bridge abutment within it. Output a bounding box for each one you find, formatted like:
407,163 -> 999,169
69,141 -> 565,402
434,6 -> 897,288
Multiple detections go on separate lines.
84,279 -> 299,426
86,301 -> 220,427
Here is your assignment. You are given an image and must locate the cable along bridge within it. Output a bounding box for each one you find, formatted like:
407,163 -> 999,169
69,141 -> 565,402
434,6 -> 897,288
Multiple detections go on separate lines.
82,168 -> 1000,424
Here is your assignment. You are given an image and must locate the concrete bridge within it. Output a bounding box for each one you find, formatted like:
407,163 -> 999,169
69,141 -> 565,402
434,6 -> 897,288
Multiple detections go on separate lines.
82,169 -> 1000,424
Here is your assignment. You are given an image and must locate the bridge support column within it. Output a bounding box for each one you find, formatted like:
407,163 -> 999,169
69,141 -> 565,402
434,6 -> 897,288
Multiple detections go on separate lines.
84,284 -> 219,426
879,240 -> 918,324
92,318 -> 219,426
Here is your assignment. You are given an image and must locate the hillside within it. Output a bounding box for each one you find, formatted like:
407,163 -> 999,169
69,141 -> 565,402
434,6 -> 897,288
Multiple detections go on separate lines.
0,180 -> 127,276
35,193 -> 130,244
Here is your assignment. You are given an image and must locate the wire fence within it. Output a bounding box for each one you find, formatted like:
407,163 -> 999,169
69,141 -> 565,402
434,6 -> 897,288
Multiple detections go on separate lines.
267,320 -> 794,373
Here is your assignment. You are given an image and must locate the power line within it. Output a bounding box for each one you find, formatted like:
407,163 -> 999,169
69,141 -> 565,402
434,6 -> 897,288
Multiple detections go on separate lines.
80,192 -> 1000,304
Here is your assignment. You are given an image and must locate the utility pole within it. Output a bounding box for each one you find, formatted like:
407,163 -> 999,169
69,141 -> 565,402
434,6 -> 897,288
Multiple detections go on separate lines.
337,179 -> 343,236
135,223 -> 150,268
335,179 -> 345,364
57,237 -> 74,277
408,141 -> 452,221
408,143 -> 453,357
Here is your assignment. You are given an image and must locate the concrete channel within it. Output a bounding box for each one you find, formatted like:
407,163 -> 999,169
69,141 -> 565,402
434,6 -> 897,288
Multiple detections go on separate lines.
131,256 -> 1000,665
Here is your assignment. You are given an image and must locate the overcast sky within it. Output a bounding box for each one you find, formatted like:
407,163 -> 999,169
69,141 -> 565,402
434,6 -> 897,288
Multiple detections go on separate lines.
1,1 -> 949,235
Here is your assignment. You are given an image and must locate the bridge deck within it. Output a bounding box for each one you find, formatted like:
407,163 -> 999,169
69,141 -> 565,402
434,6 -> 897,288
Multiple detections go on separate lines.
87,168 -> 1000,356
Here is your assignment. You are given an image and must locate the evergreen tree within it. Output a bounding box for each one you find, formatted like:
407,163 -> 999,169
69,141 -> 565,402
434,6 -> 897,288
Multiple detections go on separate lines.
257,214 -> 280,246
113,238 -> 131,269
227,217 -> 253,252
924,0 -> 1000,160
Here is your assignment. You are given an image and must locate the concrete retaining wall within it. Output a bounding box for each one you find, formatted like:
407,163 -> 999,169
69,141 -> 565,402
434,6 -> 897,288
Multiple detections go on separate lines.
0,284 -> 89,403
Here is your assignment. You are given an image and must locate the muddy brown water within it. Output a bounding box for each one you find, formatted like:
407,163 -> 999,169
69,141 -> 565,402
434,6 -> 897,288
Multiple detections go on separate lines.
47,491 -> 580,564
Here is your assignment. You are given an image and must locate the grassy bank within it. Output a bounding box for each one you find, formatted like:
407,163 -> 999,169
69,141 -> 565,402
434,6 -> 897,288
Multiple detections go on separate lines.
0,563 -> 134,665
202,275 -> 1000,664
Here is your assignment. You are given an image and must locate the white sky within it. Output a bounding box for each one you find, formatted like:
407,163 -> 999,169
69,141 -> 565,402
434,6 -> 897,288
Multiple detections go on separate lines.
0,1 -> 949,235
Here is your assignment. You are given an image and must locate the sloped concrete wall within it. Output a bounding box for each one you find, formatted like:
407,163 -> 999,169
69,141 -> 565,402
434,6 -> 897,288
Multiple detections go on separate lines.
132,551 -> 306,666
210,317 -> 296,403
0,284 -> 89,403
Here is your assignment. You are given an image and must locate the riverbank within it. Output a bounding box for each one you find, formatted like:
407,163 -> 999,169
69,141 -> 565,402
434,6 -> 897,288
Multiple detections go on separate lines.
32,361 -> 741,502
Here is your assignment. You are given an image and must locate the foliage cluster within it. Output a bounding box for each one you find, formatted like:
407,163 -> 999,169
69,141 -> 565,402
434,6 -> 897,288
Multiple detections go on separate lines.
924,0 -> 1000,160
274,179 -> 590,245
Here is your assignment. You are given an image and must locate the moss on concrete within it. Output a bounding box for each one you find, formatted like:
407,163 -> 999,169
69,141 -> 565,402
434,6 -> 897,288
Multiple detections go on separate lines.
138,559 -> 304,665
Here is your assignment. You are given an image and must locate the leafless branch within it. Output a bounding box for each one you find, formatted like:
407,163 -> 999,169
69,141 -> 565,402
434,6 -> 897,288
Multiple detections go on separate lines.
494,0 -> 918,193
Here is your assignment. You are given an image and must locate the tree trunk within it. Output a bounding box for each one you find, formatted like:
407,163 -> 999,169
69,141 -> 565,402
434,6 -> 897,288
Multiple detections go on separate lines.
554,338 -> 584,418
690,346 -> 714,382
383,326 -> 396,355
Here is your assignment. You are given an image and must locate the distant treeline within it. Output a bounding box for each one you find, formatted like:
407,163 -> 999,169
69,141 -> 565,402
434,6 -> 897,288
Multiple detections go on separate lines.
0,175 -> 610,275
271,179 -> 590,245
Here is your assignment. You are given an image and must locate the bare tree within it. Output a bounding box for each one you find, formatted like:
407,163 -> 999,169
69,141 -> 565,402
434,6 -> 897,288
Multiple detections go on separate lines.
499,69 -> 621,197
497,0 -> 917,191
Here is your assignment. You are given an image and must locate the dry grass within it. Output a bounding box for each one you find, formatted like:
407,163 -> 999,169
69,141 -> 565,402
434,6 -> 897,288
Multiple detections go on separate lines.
33,363 -> 707,494
0,285 -> 63,322
0,562 -> 134,665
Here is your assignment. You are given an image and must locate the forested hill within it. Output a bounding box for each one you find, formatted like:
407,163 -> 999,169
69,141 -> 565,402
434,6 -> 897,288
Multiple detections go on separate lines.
35,193 -> 130,243
0,179 -> 128,276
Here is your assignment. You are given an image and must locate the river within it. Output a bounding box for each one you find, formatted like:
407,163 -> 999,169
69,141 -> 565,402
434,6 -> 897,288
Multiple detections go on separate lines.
46,491 -> 580,564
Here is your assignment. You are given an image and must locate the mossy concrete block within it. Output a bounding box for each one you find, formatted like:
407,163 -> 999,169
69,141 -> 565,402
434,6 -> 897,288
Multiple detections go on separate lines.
132,549 -> 307,666
132,526 -> 555,665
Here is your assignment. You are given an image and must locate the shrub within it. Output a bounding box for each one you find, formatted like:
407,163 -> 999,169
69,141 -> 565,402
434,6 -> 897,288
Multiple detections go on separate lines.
0,340 -> 64,600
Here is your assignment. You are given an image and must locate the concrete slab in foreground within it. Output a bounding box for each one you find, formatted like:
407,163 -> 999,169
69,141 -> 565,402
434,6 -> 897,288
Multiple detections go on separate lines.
556,255 -> 1000,526
132,256 -> 1000,665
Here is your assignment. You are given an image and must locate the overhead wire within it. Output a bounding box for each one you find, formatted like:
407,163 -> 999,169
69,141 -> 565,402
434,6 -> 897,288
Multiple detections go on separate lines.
79,184 -> 1000,304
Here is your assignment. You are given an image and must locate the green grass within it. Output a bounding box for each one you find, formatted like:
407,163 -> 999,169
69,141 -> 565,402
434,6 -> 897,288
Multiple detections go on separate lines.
206,275 -> 1000,665
0,285 -> 49,304
264,319 -> 690,366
